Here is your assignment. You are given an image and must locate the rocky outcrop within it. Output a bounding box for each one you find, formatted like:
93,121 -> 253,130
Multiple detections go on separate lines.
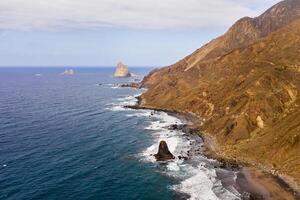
256,116 -> 264,129
154,141 -> 175,161
138,0 -> 300,188
114,62 -> 131,77
61,69 -> 74,75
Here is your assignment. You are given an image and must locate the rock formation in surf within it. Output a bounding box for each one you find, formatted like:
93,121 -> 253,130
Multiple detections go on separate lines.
154,141 -> 175,161
114,62 -> 131,77
136,0 -> 300,188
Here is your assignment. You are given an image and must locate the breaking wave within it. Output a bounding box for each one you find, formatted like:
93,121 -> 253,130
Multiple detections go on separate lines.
109,88 -> 242,200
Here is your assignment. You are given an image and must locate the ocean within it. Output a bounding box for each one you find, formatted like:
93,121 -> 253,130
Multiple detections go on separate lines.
0,67 -> 243,200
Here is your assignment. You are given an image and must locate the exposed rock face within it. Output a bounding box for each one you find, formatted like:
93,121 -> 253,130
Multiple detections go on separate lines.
154,141 -> 175,161
184,0 -> 300,72
138,0 -> 300,188
256,116 -> 264,129
114,62 -> 131,77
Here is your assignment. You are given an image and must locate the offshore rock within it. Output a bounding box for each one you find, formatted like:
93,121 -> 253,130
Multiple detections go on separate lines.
61,69 -> 74,75
154,141 -> 175,161
114,62 -> 131,77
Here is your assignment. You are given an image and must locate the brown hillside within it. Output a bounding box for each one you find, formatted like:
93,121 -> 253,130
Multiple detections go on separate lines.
141,0 -> 300,88
138,0 -> 300,189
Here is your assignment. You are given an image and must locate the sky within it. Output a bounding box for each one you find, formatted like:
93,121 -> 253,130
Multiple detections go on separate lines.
0,0 -> 280,67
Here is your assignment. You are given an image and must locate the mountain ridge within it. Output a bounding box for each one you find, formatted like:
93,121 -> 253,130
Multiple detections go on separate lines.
139,0 -> 300,81
137,0 -> 300,190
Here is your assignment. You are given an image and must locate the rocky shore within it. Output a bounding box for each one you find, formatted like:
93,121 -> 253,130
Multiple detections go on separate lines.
125,103 -> 300,200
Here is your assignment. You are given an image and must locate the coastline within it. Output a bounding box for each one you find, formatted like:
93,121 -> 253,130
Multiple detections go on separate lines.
125,103 -> 300,200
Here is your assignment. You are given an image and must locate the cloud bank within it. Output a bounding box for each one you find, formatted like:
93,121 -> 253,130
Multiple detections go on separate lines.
0,0 -> 279,30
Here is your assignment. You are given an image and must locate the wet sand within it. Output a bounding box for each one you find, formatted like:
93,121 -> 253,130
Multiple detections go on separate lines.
236,168 -> 299,200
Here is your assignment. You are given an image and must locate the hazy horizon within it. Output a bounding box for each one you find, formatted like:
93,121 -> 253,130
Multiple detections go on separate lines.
0,0 -> 280,67
0,65 -> 155,68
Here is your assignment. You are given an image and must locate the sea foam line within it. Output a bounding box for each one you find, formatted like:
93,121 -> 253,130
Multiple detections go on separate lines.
109,89 -> 241,200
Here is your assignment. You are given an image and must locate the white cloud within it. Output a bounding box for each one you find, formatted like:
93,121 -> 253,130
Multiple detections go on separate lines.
0,0 -> 280,30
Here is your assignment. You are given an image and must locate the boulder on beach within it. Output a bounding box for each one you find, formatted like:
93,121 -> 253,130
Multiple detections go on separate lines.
154,141 -> 175,161
114,62 -> 131,78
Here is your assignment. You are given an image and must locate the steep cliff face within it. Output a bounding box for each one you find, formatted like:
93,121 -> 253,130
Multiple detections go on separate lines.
139,0 -> 300,188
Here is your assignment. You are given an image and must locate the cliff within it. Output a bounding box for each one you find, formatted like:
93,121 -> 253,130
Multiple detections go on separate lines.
138,0 -> 300,189
114,62 -> 131,77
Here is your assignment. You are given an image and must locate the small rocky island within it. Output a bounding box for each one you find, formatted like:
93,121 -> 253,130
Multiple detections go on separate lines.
61,69 -> 74,75
114,62 -> 131,78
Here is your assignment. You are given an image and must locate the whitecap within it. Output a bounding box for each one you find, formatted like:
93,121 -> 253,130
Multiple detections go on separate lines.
167,162 -> 181,172
174,166 -> 220,200
117,96 -> 135,101
144,112 -> 182,131
126,111 -> 152,118
105,92 -> 141,111
115,95 -> 139,106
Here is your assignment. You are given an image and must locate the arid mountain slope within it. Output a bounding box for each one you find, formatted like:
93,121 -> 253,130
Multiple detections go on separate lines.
141,0 -> 300,88
138,0 -> 300,189
190,0 -> 300,67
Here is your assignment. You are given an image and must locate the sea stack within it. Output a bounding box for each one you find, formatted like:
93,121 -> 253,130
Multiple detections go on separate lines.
154,141 -> 175,161
114,62 -> 131,77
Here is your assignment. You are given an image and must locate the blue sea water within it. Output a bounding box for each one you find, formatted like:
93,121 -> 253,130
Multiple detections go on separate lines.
0,67 -> 242,200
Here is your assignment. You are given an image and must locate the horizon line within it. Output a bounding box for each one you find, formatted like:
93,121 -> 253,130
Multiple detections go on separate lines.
0,65 -> 157,68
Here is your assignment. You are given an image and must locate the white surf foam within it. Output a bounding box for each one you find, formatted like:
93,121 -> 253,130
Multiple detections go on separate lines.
139,111 -> 189,163
138,111 -> 217,199
125,110 -> 152,118
107,83 -> 122,89
107,88 -> 241,200
105,105 -> 127,111
137,111 -> 241,200
105,92 -> 140,111
116,96 -> 137,106
175,166 -> 220,200
172,164 -> 241,200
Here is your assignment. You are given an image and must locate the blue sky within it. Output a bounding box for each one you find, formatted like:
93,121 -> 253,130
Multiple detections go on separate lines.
0,0 -> 280,67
